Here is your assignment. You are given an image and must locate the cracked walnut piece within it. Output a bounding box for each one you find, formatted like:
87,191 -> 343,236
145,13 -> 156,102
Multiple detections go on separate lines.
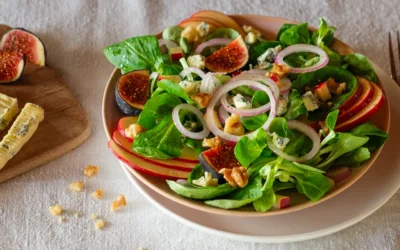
111,195 -> 127,212
70,181 -> 85,192
202,136 -> 221,148
84,165 -> 99,177
267,63 -> 291,78
92,189 -> 104,199
219,167 -> 249,188
191,93 -> 211,108
49,204 -> 63,216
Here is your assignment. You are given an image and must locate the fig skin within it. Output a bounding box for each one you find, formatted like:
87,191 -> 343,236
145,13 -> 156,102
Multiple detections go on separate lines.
205,36 -> 249,73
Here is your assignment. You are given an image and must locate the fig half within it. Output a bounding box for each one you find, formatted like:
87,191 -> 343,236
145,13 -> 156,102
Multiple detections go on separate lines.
0,51 -> 25,83
205,36 -> 249,73
115,70 -> 150,116
0,28 -> 46,66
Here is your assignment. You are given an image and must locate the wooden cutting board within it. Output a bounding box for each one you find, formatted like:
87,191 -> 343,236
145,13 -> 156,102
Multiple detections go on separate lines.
0,24 -> 91,183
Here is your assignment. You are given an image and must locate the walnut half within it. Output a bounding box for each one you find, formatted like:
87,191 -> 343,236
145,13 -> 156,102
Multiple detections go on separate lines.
219,167 -> 249,188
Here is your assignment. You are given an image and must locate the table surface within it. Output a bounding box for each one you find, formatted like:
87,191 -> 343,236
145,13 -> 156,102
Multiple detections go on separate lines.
1,0 -> 399,249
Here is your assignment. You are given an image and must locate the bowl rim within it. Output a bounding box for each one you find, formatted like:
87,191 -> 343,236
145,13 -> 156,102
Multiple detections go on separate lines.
102,14 -> 391,217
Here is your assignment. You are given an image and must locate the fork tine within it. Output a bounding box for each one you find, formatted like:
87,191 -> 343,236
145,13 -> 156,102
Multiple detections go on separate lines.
397,31 -> 400,74
389,32 -> 399,84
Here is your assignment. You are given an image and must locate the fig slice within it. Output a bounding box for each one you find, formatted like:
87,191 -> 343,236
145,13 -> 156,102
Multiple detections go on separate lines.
0,51 -> 25,83
0,28 -> 46,66
205,36 -> 249,73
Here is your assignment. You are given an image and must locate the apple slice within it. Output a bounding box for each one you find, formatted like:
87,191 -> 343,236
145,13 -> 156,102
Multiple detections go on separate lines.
337,76 -> 374,123
117,117 -> 199,163
272,195 -> 290,209
191,10 -> 246,37
113,130 -> 195,172
109,140 -> 190,180
335,82 -> 384,131
339,83 -> 362,112
179,17 -> 225,29
118,116 -> 138,139
326,167 -> 352,183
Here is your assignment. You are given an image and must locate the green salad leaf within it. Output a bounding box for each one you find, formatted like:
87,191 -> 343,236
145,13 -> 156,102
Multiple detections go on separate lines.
137,93 -> 181,129
162,26 -> 184,43
320,110 -> 339,147
276,24 -> 296,40
284,89 -> 308,120
104,35 -> 163,74
332,147 -> 371,167
343,53 -> 377,82
279,23 -> 311,46
292,172 -> 331,202
269,117 -> 289,137
350,123 -> 388,152
253,189 -> 276,212
184,138 -> 206,154
156,62 -> 183,75
316,133 -> 369,169
312,18 -> 336,47
157,79 -> 194,104
205,28 -> 240,41
240,91 -> 269,130
234,129 -> 268,167
133,113 -> 183,159
284,130 -> 313,157
273,181 -> 296,192
166,181 -> 235,200
188,164 -> 204,184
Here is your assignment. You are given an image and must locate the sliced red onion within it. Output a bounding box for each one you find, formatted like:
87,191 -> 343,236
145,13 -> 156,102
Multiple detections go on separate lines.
275,44 -> 329,73
267,120 -> 320,162
247,69 -> 270,75
205,80 -> 277,142
172,104 -> 210,140
218,105 -> 230,124
158,39 -> 178,49
221,76 -> 279,117
229,73 -> 280,99
200,72 -> 223,95
194,38 -> 232,55
179,67 -> 206,79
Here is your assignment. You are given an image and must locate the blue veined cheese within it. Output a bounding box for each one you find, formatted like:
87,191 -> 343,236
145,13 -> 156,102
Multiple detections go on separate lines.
0,103 -> 44,170
302,91 -> 319,111
271,132 -> 290,150
232,94 -> 251,109
276,97 -> 288,116
192,171 -> 218,187
187,55 -> 205,70
0,93 -> 19,131
179,80 -> 200,94
257,45 -> 282,64
196,22 -> 211,37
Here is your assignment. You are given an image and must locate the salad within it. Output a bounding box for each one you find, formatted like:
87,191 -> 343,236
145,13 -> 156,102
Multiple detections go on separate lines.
104,10 -> 388,212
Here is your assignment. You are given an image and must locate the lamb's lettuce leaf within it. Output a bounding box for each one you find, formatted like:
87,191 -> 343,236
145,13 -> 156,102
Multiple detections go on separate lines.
343,53 -> 377,82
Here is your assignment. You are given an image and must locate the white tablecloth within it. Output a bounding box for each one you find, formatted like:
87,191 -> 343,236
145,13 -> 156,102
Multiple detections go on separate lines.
1,0 -> 399,249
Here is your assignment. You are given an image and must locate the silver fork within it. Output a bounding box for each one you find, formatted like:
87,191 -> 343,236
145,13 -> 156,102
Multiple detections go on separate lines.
388,31 -> 400,85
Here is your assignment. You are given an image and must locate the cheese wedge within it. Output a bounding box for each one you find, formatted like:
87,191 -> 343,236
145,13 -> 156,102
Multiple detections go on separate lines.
0,93 -> 19,131
0,103 -> 44,170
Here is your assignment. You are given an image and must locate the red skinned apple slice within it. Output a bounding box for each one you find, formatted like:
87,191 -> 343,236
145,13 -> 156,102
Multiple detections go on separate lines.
326,167 -> 352,183
0,28 -> 46,66
179,17 -> 225,30
191,10 -> 246,37
0,51 -> 25,83
335,82 -> 384,131
117,116 -> 199,163
339,82 -> 362,112
112,130 -> 195,172
109,140 -> 190,180
272,195 -> 290,209
337,76 -> 374,123
205,36 -> 249,73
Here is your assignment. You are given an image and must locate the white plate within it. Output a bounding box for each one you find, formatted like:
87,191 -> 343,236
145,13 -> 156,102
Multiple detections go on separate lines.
117,65 -> 400,243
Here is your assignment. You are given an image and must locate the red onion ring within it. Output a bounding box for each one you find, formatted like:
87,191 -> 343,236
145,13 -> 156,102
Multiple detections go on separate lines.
149,72 -> 159,80
247,69 -> 270,75
275,44 -> 329,73
221,76 -> 279,117
205,80 -> 277,142
194,38 -> 232,55
179,67 -> 206,79
229,73 -> 280,99
218,105 -> 230,124
158,39 -> 178,49
200,72 -> 224,95
267,120 -> 320,162
278,77 -> 292,93
172,104 -> 210,140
